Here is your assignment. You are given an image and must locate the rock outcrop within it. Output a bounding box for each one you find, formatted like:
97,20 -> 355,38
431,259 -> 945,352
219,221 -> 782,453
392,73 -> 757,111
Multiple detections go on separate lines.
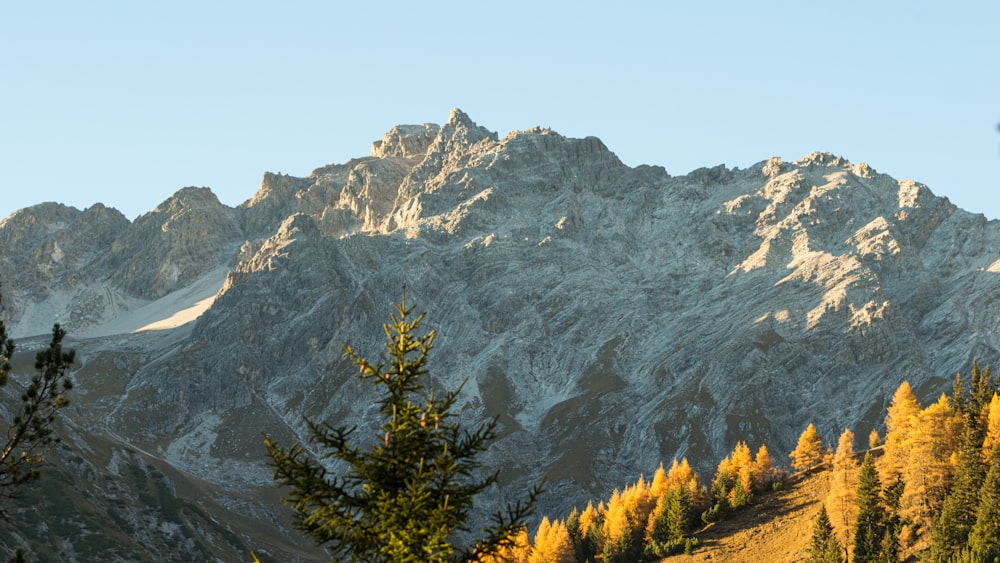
2,110 -> 1000,560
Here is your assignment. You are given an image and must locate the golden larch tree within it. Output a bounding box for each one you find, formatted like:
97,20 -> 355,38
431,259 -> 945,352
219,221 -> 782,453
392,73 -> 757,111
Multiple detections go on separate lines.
602,489 -> 631,558
825,428 -> 859,550
666,457 -> 708,511
528,517 -> 574,563
730,441 -> 754,499
751,444 -> 775,492
882,381 -> 921,483
982,393 -> 1000,459
790,423 -> 825,472
900,394 -> 961,533
650,462 -> 669,500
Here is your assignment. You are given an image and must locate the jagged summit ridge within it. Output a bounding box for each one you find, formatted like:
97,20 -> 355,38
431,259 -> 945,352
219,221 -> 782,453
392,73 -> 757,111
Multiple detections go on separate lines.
3,111 -> 1000,552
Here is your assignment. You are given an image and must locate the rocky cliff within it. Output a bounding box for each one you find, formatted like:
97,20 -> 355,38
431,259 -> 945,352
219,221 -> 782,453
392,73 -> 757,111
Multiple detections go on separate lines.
2,109 -> 999,560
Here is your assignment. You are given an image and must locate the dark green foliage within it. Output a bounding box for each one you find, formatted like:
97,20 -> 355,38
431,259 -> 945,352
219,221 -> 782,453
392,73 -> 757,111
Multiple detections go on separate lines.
948,361 -> 993,418
265,292 -> 540,563
807,505 -> 845,563
877,475 -> 904,563
565,508 -> 588,563
702,463 -> 736,524
700,498 -> 730,524
602,527 -> 633,563
853,453 -> 885,563
932,364 -> 995,560
0,299 -> 75,500
729,479 -> 752,509
645,487 -> 697,558
968,441 -> 1000,561
570,507 -> 601,562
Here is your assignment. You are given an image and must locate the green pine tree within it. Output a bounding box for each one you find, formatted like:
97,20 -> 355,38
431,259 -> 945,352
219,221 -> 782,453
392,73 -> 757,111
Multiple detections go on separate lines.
932,365 -> 995,560
876,475 -> 904,563
0,287 -> 75,500
853,453 -> 886,563
264,291 -> 540,562
806,505 -> 845,563
968,439 -> 1000,560
645,486 -> 695,557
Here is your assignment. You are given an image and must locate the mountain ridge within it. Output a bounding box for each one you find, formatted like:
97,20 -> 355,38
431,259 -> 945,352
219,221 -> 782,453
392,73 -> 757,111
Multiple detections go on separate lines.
1,109 -> 999,560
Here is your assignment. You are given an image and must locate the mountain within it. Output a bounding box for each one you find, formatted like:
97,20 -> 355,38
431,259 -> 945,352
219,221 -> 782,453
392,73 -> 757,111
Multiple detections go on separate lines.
2,109 -> 999,560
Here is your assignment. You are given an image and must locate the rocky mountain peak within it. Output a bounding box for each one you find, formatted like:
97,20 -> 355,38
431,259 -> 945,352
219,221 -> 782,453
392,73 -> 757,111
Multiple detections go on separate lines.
5,112 -> 1000,560
150,186 -> 224,215
425,108 -> 499,156
0,202 -> 82,252
370,123 -> 441,159
94,186 -> 241,300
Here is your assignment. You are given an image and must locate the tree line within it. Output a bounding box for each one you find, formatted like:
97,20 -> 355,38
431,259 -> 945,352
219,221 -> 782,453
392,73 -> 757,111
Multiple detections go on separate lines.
801,364 -> 1000,562
263,294 -> 1000,562
5,288 -> 1000,562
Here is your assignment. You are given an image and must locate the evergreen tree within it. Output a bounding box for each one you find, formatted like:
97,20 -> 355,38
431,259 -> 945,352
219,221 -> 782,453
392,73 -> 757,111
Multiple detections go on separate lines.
703,456 -> 734,522
644,487 -> 695,558
574,501 -> 602,562
878,475 -> 904,563
932,365 -> 994,560
968,439 -> 1000,560
264,292 -> 540,562
564,508 -> 587,563
853,453 -> 885,563
806,505 -> 845,563
790,423 -> 825,472
0,300 -> 75,500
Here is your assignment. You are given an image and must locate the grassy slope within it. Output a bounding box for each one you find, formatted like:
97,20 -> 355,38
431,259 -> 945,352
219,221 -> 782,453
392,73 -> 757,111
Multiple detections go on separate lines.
663,465 -> 832,563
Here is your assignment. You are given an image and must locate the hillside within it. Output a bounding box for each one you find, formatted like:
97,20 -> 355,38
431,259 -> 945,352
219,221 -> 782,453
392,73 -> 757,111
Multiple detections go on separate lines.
2,109 -> 1000,559
664,466 -> 830,563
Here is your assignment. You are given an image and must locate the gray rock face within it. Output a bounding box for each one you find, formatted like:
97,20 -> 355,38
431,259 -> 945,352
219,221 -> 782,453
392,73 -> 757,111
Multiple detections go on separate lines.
99,187 -> 242,300
3,110 -> 1000,557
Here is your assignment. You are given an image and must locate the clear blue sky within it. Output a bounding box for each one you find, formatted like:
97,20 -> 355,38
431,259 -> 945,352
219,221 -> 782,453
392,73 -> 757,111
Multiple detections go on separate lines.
3,1 -> 998,221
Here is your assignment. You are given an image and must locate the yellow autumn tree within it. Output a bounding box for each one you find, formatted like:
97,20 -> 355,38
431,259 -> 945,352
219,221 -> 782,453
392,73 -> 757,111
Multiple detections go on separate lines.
528,517 -> 575,563
665,457 -> 708,511
602,488 -> 632,560
982,393 -> 1000,459
751,444 -> 775,492
882,381 -> 922,483
789,423 -> 824,472
868,429 -> 881,449
825,428 -> 858,549
729,441 -> 754,506
900,394 -> 961,532
620,477 -> 655,556
479,527 -> 530,563
650,462 -> 669,500
576,501 -> 603,560
625,476 -> 655,530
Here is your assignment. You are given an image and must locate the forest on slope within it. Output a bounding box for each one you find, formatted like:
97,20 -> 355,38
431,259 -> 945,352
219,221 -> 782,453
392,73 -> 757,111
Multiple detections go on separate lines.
489,363 -> 1000,563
